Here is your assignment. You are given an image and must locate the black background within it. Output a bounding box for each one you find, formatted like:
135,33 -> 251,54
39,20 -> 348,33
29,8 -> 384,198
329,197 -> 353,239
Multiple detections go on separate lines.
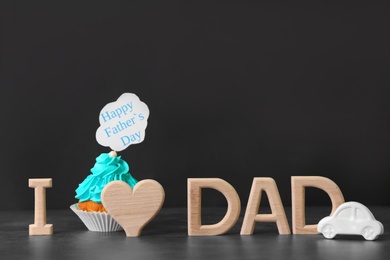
1,0 -> 390,210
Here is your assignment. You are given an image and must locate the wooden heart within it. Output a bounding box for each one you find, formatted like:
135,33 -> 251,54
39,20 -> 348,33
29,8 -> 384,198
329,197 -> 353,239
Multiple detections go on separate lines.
101,179 -> 165,237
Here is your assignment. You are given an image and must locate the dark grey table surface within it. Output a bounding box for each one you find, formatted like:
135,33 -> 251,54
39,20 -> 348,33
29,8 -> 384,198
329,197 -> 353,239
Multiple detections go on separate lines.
1,206 -> 389,260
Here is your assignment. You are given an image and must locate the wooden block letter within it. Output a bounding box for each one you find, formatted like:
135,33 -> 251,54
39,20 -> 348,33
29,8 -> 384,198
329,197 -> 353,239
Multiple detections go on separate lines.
188,178 -> 241,236
29,178 -> 53,235
291,176 -> 344,234
241,178 -> 291,235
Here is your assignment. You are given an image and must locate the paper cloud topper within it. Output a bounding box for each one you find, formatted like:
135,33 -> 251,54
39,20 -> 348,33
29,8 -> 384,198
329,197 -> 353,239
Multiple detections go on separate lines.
96,93 -> 150,151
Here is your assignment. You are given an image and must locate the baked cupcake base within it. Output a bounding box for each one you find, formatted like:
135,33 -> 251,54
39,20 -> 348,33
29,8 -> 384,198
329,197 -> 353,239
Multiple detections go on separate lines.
70,204 -> 122,232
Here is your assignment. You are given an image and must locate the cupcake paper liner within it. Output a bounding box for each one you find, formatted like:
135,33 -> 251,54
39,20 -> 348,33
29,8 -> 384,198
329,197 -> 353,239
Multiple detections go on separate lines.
70,204 -> 123,232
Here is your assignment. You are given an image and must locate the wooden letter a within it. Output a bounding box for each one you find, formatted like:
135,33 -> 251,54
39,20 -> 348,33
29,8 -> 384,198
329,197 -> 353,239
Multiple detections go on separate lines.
241,178 -> 290,235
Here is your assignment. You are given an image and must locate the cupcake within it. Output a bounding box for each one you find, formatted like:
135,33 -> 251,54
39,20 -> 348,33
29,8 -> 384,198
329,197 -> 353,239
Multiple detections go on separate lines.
71,151 -> 138,232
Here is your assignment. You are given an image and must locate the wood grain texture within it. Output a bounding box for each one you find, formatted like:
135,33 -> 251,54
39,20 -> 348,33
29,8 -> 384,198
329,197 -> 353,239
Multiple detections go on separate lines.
241,178 -> 291,235
291,176 -> 345,234
188,178 -> 241,236
29,178 -> 53,235
101,180 -> 165,237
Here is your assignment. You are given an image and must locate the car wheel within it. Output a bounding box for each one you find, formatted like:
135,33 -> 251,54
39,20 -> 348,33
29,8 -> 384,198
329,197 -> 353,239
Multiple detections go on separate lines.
322,224 -> 336,239
362,227 -> 378,241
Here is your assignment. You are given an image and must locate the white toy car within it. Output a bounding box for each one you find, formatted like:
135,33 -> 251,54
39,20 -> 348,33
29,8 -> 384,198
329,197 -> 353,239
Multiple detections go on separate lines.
317,201 -> 384,240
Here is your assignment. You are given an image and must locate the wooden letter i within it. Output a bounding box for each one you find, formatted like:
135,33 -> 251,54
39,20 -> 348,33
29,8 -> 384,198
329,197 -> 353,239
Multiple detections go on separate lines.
29,178 -> 53,235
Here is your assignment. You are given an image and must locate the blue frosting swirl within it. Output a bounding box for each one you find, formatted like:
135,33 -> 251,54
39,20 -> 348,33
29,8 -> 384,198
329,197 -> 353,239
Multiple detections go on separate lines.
75,153 -> 138,203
